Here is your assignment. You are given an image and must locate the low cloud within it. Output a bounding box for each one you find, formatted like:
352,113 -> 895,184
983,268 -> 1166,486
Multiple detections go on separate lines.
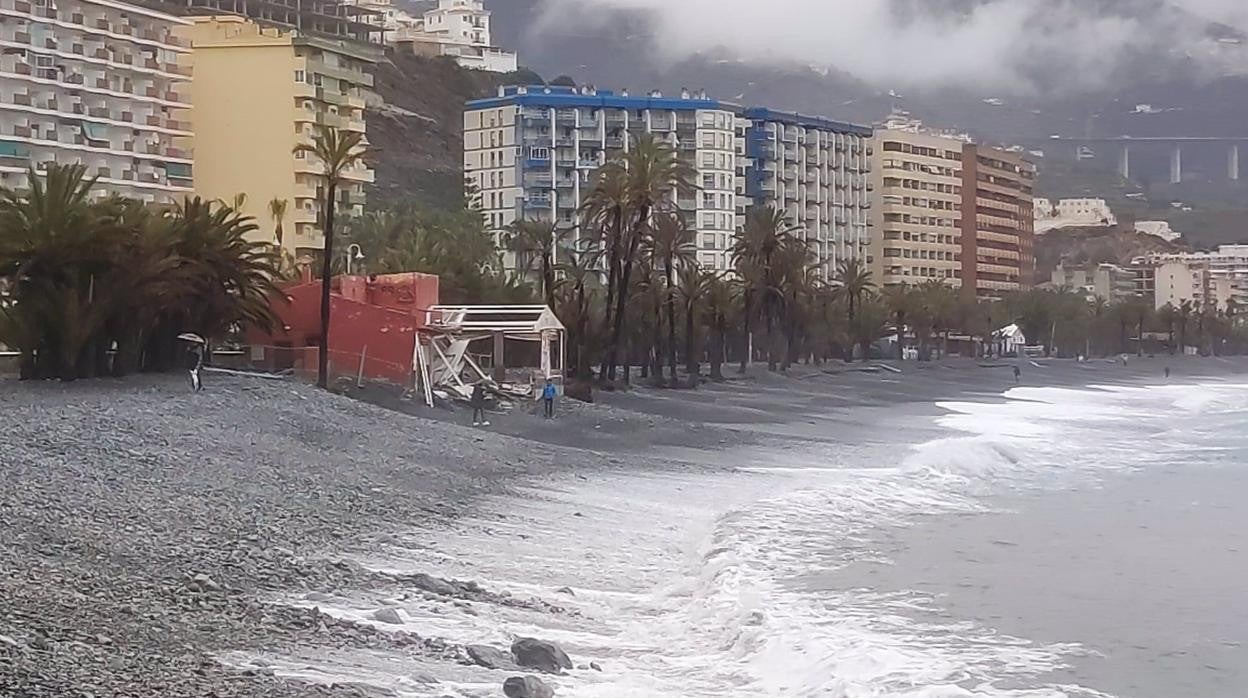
533,0 -> 1248,93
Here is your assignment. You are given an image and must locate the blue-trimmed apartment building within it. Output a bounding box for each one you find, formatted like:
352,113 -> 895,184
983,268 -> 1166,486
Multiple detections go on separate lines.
464,85 -> 873,278
738,109 -> 874,279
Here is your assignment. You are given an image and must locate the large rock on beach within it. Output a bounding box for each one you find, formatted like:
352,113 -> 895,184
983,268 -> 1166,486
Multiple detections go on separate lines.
510,638 -> 572,674
503,675 -> 555,698
372,608 -> 404,625
467,644 -> 519,670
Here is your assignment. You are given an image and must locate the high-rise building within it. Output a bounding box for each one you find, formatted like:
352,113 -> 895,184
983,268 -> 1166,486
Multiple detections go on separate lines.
870,129 -> 966,289
465,85 -> 877,277
183,15 -> 378,257
0,0 -> 193,200
463,85 -> 738,272
961,145 -> 1036,297
870,131 -> 1036,297
740,109 -> 873,280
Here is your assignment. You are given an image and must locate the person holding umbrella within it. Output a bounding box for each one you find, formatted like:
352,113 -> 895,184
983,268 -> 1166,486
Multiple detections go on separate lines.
178,333 -> 207,392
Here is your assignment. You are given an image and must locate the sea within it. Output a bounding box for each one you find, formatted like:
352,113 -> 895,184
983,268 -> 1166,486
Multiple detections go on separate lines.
234,378 -> 1248,697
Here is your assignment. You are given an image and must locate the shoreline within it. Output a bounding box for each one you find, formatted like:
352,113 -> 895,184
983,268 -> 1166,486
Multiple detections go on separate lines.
1,356 -> 1245,696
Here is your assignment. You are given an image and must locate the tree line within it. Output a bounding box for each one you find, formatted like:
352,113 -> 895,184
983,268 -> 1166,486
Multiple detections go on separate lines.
0,164 -> 284,381
8,130 -> 1245,386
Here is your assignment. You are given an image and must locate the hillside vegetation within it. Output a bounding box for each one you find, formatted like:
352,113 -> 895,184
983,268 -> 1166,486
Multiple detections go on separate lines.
366,52 -> 539,211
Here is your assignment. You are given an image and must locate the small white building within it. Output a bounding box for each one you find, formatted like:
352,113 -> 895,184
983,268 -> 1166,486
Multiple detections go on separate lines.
1035,197 -> 1116,233
1134,220 -> 1181,242
991,324 -> 1027,357
393,0 -> 518,73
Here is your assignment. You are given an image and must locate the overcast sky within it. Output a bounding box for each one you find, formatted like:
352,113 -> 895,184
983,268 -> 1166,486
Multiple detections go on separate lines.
534,0 -> 1248,93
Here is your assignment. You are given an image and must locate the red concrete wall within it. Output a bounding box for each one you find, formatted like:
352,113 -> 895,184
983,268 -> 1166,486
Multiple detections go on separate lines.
336,273 -> 439,326
248,273 -> 439,384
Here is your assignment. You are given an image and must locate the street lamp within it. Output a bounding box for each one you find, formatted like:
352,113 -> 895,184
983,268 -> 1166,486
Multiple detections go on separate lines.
345,244 -> 364,275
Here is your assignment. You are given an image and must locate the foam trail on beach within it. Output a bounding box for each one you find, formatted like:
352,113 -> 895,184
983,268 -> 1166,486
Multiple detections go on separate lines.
250,381 -> 1248,697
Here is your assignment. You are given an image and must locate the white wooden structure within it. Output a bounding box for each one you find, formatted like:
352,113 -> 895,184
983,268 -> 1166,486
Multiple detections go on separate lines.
412,305 -> 566,407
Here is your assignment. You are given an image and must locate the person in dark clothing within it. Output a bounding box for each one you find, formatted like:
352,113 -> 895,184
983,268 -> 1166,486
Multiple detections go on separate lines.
541,378 -> 557,419
189,344 -> 205,392
470,382 -> 489,427
1012,365 -> 1021,384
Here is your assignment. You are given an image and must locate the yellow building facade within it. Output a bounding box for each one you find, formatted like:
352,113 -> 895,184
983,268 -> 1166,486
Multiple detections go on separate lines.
181,16 -> 377,257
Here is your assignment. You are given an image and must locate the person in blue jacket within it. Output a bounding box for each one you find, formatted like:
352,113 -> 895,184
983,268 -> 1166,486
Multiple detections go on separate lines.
541,378 -> 557,419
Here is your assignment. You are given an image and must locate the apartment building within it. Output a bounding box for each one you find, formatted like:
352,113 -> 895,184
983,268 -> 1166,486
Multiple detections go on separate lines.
0,0 -> 193,200
740,108 -> 873,280
961,145 -> 1036,298
1051,263 -> 1140,302
1139,245 -> 1248,311
183,15 -> 377,257
463,85 -> 738,272
870,129 -> 966,289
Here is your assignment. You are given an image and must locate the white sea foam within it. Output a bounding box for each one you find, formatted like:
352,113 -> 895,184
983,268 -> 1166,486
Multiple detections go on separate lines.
239,380 -> 1248,696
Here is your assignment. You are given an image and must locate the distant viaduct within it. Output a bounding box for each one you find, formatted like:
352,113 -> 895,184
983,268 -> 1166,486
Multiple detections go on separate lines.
1048,136 -> 1248,184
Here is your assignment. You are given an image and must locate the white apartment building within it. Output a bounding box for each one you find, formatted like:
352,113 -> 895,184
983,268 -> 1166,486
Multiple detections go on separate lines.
464,85 -> 737,272
0,0 -> 193,201
1140,245 -> 1248,310
393,0 -> 516,73
740,108 -> 873,281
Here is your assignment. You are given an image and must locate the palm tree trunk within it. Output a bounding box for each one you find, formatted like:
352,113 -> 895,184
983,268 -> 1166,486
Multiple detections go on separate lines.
665,264 -> 677,385
597,211 -> 621,380
318,183 -> 337,389
684,301 -> 697,379
739,288 -> 753,373
607,227 -> 644,381
541,251 -> 555,308
711,318 -> 725,380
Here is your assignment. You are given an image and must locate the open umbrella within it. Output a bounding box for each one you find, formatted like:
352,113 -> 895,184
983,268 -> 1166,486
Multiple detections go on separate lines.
177,333 -> 206,345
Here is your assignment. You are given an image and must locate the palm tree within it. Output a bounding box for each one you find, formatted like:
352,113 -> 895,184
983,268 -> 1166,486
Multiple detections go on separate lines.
552,242 -> 600,379
833,257 -> 876,360
731,207 -> 796,371
580,162 -> 630,380
293,124 -> 366,388
268,198 -> 289,247
882,285 -> 914,360
0,166 -> 283,380
1177,299 -> 1194,354
1157,303 -> 1178,355
504,218 -> 568,308
600,135 -> 694,382
702,272 -> 737,380
648,211 -> 698,384
676,263 -> 712,380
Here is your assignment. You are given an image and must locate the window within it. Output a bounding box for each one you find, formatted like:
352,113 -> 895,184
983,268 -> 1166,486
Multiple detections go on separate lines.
294,70 -> 305,83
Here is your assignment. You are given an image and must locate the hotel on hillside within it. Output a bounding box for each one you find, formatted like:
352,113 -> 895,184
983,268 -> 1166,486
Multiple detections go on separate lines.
463,85 -> 875,278
0,0 -> 194,201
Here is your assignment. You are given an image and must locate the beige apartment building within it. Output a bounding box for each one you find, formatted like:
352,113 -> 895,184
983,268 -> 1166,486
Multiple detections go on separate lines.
870,129 -> 965,288
0,0 -> 193,201
182,16 -> 377,257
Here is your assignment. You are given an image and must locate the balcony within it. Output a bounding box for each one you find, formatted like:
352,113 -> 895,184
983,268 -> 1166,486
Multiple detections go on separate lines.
88,106 -> 109,118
